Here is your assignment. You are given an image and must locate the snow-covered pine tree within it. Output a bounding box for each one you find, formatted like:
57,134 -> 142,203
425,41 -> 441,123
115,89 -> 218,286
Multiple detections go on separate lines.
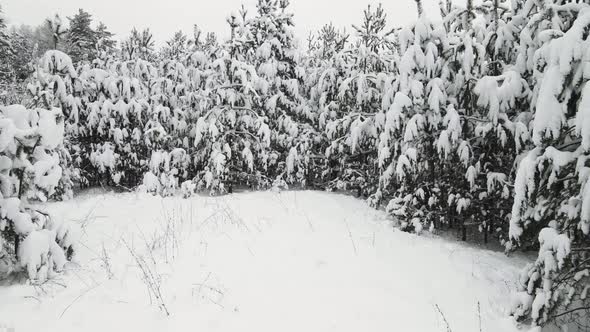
163,8 -> 273,195
376,0 -> 448,233
142,49 -> 195,195
66,9 -> 98,64
94,22 -> 116,59
36,49 -> 155,190
0,5 -> 13,85
27,50 -> 81,199
436,0 -> 526,242
309,23 -> 348,61
0,103 -> 80,282
313,4 -> 394,195
304,24 -> 351,191
506,0 -> 590,326
162,30 -> 188,61
248,0 -> 315,187
215,10 -> 273,191
121,28 -> 156,61
0,6 -> 9,49
433,0 -> 483,239
45,14 -> 67,50
480,0 -> 517,76
6,27 -> 37,83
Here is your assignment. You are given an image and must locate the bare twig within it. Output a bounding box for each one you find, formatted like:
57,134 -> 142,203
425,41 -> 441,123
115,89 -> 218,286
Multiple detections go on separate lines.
24,295 -> 41,303
59,283 -> 101,319
100,243 -> 114,279
434,304 -> 453,332
344,219 -> 357,255
477,301 -> 482,332
122,238 -> 170,316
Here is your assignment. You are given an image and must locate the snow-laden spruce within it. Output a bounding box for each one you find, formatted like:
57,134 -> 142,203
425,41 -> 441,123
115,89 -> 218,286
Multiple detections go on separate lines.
505,1 -> 590,326
0,104 -> 79,281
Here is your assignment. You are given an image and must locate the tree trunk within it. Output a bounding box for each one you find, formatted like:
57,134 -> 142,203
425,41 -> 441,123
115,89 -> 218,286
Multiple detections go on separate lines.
461,219 -> 467,241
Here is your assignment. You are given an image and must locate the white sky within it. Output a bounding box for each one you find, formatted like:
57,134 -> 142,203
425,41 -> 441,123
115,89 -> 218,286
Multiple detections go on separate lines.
2,0 -> 447,46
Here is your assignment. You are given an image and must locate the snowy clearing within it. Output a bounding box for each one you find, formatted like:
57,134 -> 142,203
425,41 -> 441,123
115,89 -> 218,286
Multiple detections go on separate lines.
0,191 -> 527,332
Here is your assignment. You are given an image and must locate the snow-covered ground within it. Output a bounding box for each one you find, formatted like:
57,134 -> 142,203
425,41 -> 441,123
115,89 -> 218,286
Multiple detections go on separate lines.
0,190 -> 529,332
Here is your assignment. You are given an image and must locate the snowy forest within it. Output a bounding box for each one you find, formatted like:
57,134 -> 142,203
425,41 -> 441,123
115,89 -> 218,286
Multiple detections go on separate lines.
0,0 -> 590,331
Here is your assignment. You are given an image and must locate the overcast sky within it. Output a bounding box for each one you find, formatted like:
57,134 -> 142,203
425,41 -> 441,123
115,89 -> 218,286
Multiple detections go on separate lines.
2,0 -> 447,46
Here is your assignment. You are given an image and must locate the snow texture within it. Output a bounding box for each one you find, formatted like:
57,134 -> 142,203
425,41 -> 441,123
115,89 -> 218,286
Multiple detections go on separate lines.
0,191 -> 526,332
